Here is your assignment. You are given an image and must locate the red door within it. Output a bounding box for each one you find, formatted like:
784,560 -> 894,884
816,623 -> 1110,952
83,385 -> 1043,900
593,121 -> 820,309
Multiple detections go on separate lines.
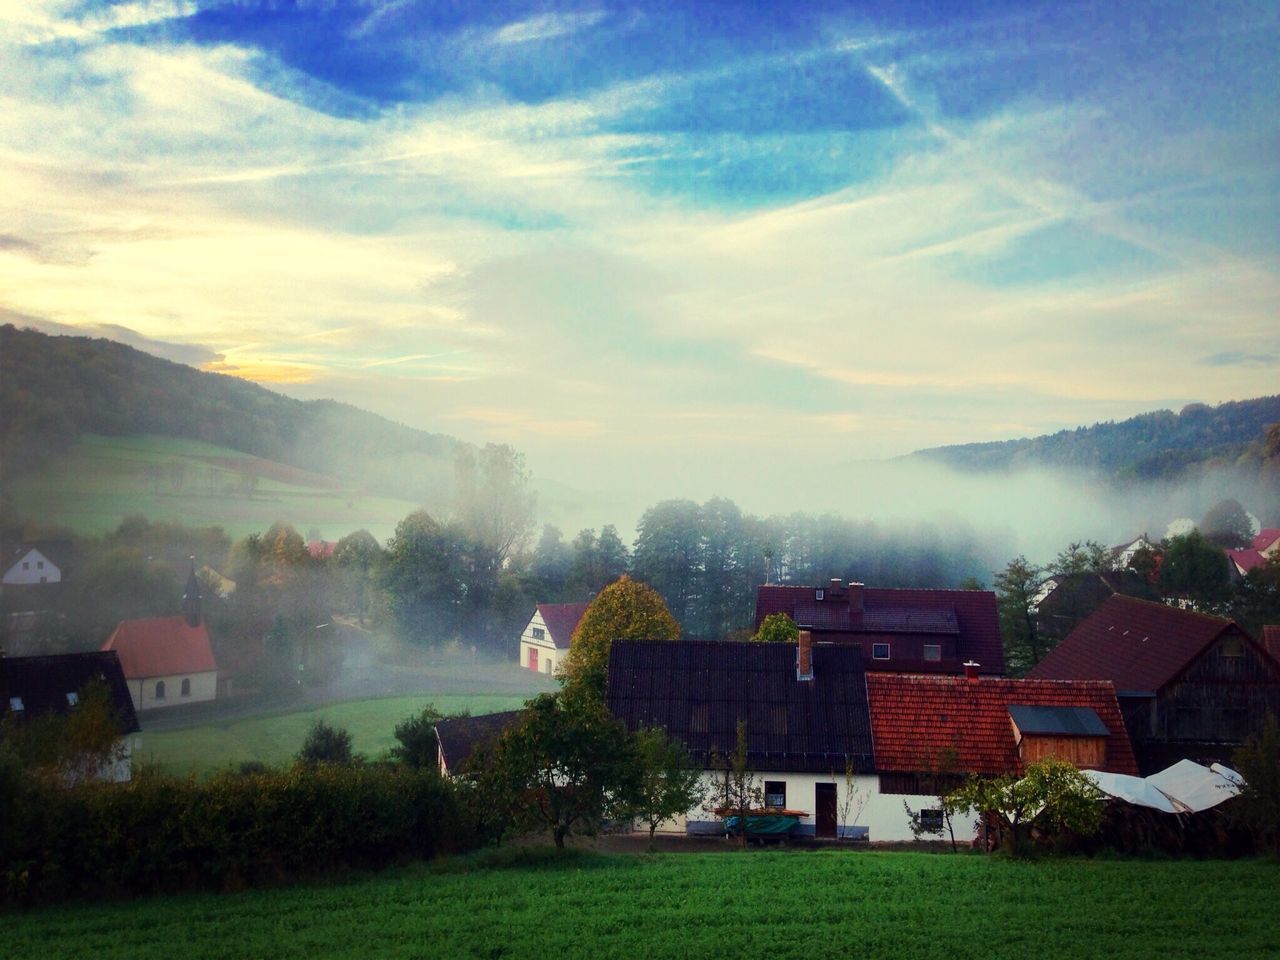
528,647 -> 539,672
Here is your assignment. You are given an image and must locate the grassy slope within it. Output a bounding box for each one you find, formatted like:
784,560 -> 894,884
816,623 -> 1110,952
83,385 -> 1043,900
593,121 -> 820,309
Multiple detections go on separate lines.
142,695 -> 530,777
8,850 -> 1276,960
7,434 -> 420,541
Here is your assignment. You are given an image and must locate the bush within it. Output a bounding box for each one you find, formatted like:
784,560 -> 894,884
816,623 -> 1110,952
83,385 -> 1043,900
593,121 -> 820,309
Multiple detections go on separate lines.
297,719 -> 354,766
1,764 -> 479,904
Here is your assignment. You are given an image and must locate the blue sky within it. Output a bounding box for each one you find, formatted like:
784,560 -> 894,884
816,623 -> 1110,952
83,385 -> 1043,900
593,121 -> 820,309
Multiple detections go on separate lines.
2,0 -> 1278,509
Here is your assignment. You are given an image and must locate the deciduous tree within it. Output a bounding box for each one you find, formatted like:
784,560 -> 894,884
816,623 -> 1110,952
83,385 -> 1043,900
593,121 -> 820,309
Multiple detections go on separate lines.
561,575 -> 680,699
627,727 -> 705,851
751,612 -> 798,644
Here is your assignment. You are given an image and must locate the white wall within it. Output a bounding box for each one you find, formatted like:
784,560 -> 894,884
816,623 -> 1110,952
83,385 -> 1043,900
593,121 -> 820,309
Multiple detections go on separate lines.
129,670 -> 217,711
2,548 -> 61,585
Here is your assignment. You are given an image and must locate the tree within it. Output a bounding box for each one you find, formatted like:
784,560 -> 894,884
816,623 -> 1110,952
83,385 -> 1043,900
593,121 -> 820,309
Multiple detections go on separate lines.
1161,530 -> 1232,608
1050,540 -> 1111,577
1201,498 -> 1254,549
379,510 -> 469,643
751,612 -> 799,644
477,693 -> 639,849
1230,715 -> 1280,855
0,679 -> 126,784
561,575 -> 680,699
297,719 -> 354,766
627,727 -> 705,851
945,758 -> 1103,855
994,556 -> 1045,675
452,443 -> 536,573
532,524 -> 572,598
901,746 -> 962,851
631,499 -> 703,631
391,704 -> 444,769
333,529 -> 382,625
708,719 -> 761,848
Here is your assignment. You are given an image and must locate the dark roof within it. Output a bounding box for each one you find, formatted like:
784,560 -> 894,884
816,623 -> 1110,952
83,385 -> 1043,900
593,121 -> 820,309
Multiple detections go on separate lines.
536,602 -> 590,649
1027,595 -> 1269,691
0,651 -> 141,734
755,584 -> 1003,674
605,640 -> 874,774
2,540 -> 76,576
1007,704 -> 1109,737
434,710 -> 523,774
867,674 -> 1138,777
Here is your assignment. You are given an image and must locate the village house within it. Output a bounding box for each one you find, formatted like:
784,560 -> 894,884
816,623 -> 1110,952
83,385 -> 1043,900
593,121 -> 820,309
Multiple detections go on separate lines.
101,566 -> 218,712
1028,595 -> 1280,773
434,710 -> 523,777
1034,569 -> 1157,644
1,540 -> 74,586
755,580 -> 1004,676
1226,528 -> 1280,578
0,650 -> 142,782
518,602 -> 589,675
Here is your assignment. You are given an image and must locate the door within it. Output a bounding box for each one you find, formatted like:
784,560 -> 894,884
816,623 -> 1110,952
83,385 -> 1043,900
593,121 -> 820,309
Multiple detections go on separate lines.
528,647 -> 538,672
815,782 -> 838,838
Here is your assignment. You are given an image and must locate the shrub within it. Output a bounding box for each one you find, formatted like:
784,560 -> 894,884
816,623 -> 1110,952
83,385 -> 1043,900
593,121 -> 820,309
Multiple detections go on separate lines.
297,719 -> 355,766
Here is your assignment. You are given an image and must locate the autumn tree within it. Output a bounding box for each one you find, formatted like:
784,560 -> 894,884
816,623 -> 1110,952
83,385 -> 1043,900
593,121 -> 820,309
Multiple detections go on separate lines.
627,727 -> 705,851
751,612 -> 798,644
561,575 -> 680,699
0,679 -> 127,784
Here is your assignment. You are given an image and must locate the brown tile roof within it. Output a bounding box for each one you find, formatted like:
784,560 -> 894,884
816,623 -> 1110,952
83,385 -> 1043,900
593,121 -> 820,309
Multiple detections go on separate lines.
866,673 -> 1138,777
756,584 -> 1003,674
1,651 -> 141,734
1027,595 -> 1260,692
605,640 -> 874,774
537,602 -> 591,649
102,616 -> 217,678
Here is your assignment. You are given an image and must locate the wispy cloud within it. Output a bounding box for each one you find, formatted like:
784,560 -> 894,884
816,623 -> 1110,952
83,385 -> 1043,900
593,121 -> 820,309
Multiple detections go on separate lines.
490,10 -> 607,47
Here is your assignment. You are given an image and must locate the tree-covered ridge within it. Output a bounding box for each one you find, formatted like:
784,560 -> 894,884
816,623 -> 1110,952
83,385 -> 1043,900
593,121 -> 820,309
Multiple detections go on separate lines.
0,324 -> 461,501
909,396 -> 1280,479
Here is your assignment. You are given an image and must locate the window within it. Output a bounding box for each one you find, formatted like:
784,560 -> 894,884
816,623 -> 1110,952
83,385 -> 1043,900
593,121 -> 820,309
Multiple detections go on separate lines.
919,809 -> 944,831
923,644 -> 941,662
36,560 -> 44,569
66,692 -> 79,706
181,678 -> 192,697
815,588 -> 825,600
764,781 -> 787,809
155,680 -> 166,700
1220,637 -> 1244,658
872,643 -> 890,660
21,561 -> 29,570
8,696 -> 23,713
531,627 -> 545,640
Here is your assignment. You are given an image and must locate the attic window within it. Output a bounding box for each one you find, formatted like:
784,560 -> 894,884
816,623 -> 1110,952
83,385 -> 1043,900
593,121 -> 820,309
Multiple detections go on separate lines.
1221,637 -> 1244,659
66,692 -> 79,706
815,588 -> 825,601
531,627 -> 545,640
872,643 -> 890,660
923,644 -> 941,662
8,696 -> 22,712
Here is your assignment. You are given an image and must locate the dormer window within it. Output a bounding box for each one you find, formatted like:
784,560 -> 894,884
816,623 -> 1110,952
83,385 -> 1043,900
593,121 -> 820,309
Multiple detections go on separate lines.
815,588 -> 825,601
66,691 -> 79,706
9,696 -> 23,712
872,643 -> 891,660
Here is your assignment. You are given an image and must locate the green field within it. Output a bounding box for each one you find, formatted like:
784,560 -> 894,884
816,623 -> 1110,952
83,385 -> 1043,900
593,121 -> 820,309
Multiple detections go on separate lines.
8,434 -> 420,541
8,849 -> 1276,960
141,695 -> 530,777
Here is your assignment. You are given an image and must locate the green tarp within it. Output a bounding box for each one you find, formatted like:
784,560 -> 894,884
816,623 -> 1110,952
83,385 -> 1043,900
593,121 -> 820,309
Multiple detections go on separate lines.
723,815 -> 800,836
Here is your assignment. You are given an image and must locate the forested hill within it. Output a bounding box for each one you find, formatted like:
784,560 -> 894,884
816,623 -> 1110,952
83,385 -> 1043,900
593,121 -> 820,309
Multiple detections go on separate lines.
910,395 -> 1280,480
0,324 -> 465,501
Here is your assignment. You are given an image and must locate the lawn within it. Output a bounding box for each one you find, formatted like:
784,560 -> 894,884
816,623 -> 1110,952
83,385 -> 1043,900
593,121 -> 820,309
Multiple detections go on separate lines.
142,695 -> 530,777
7,849 -> 1276,960
7,433 -> 419,541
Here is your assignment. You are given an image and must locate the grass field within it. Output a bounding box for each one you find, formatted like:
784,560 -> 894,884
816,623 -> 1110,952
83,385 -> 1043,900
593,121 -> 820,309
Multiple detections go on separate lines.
7,434 -> 420,541
7,848 -> 1276,960
141,695 -> 531,777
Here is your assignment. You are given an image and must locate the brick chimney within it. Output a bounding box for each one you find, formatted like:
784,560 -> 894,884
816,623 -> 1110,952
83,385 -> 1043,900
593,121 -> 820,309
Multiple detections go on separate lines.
797,630 -> 814,681
963,660 -> 980,681
847,581 -> 865,613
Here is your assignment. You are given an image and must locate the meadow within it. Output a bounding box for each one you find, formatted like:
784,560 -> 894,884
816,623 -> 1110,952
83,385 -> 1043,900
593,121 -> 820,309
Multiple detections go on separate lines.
7,848 -> 1275,960
141,694 -> 531,777
7,433 -> 419,541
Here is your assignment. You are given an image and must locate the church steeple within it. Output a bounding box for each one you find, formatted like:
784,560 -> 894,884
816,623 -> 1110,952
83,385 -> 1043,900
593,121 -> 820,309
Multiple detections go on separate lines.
182,557 -> 202,627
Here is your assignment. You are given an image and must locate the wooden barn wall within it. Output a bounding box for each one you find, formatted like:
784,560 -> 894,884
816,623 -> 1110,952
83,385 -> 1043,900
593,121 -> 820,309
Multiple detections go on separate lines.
1153,631 -> 1280,744
1018,735 -> 1107,769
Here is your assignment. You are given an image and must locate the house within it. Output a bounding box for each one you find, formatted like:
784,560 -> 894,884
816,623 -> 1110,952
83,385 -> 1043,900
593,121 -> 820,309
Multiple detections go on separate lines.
518,602 -> 590,675
865,670 -> 1139,819
1111,535 -> 1158,570
1034,569 -> 1158,644
1028,595 -> 1280,773
0,650 -> 142,782
606,635 -> 876,839
1,540 -> 74,586
1226,528 -> 1280,577
101,567 -> 218,712
755,580 -> 1004,675
434,710 -> 523,777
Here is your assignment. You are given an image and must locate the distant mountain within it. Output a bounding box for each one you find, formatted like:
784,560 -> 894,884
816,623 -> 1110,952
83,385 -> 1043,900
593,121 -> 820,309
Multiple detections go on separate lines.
910,396 -> 1280,481
0,324 -> 466,502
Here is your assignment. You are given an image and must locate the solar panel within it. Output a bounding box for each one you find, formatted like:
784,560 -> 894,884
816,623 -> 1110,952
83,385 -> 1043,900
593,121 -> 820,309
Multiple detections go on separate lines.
1007,704 -> 1109,737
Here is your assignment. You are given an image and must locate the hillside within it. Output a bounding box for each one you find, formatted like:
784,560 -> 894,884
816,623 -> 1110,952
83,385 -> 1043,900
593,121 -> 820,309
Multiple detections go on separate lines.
910,396 -> 1280,480
0,324 -> 462,503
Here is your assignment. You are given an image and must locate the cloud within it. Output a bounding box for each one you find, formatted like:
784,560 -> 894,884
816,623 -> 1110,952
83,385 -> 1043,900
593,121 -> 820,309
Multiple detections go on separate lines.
489,10 -> 607,47
1201,351 -> 1280,367
3,311 -> 224,366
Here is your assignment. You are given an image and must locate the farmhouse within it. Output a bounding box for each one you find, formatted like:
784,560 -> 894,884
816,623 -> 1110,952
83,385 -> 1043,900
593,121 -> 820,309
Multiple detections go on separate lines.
1028,595 -> 1280,773
606,635 -> 878,838
1,540 -> 73,586
518,602 -> 589,675
434,710 -> 523,777
0,650 -> 142,782
755,580 -> 1004,675
101,567 -> 218,712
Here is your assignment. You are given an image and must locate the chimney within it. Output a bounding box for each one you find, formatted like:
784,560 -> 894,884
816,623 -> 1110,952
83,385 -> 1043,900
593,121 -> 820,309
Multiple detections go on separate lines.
963,660 -> 980,681
847,581 -> 865,613
797,630 -> 814,681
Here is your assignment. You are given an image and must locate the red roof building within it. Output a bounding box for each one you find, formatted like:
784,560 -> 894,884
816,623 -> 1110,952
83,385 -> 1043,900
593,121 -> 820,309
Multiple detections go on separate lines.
867,673 -> 1138,784
518,602 -> 590,675
1227,528 -> 1280,577
1028,595 -> 1280,773
102,616 -> 218,712
755,580 -> 1003,675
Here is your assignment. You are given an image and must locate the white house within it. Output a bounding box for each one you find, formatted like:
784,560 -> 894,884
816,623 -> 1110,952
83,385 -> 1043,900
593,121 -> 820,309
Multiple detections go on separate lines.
518,602 -> 589,676
1,542 -> 69,586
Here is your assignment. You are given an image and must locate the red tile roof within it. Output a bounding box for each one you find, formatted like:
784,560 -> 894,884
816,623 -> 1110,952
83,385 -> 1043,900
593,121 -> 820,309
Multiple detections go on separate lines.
102,616 -> 217,678
866,673 -> 1138,776
756,585 -> 1003,674
1227,548 -> 1269,574
307,540 -> 337,560
1253,529 -> 1280,552
537,602 -> 591,649
1027,595 -> 1255,692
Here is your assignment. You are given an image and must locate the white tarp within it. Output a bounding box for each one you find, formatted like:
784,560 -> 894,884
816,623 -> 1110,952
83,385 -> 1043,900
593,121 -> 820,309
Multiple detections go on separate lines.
1147,759 -> 1242,813
1082,769 -> 1181,814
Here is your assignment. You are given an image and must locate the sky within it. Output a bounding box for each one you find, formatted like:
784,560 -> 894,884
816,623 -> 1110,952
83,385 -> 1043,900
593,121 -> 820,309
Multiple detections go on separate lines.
2,0 -> 1278,512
